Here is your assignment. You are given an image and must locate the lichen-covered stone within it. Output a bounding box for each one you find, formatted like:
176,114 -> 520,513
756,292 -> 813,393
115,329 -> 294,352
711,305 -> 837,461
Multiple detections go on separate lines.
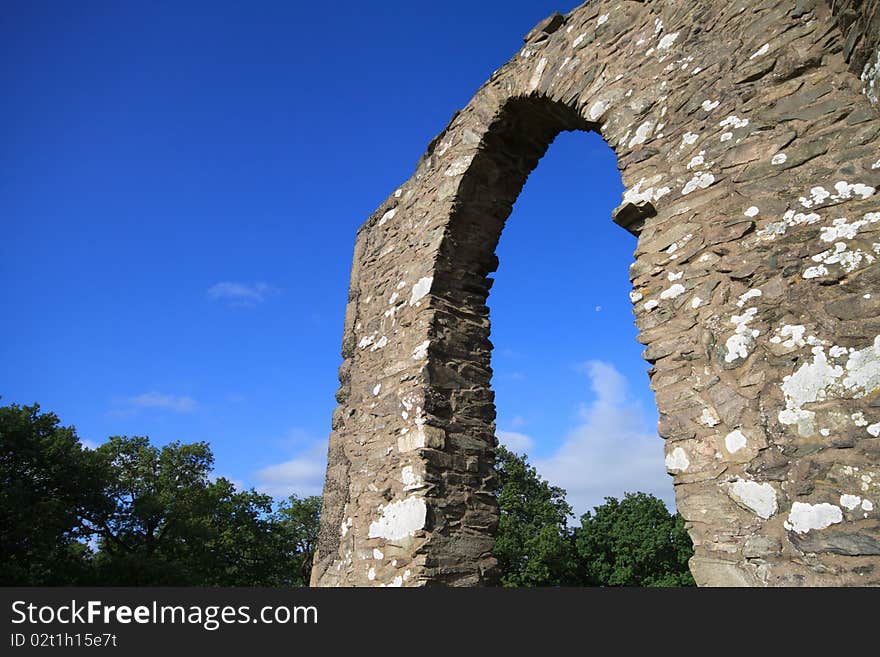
312,0 -> 880,587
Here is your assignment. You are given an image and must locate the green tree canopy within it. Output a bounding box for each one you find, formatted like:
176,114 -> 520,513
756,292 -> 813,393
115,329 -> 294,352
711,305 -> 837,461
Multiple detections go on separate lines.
492,445 -> 576,587
574,492 -> 695,587
86,435 -> 312,586
0,402 -> 322,586
0,403 -> 105,584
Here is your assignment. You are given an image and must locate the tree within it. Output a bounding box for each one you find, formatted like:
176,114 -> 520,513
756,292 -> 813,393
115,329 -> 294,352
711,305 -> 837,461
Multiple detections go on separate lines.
87,435 -> 294,585
274,495 -> 322,586
0,403 -> 105,584
0,401 -> 323,586
574,492 -> 695,587
492,445 -> 577,586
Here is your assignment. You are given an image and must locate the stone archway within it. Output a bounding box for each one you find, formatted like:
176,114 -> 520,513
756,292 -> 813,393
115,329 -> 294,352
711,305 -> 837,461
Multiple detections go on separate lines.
311,0 -> 880,587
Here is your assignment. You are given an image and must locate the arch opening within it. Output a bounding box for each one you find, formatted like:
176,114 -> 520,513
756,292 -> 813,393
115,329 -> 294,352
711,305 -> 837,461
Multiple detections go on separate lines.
425,96 -> 674,584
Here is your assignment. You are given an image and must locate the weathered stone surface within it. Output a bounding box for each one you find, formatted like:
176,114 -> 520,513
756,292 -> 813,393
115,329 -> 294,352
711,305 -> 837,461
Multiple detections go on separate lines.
312,0 -> 880,587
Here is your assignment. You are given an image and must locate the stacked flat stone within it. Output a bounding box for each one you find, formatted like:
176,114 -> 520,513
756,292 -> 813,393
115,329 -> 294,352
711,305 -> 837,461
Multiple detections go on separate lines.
312,0 -> 880,587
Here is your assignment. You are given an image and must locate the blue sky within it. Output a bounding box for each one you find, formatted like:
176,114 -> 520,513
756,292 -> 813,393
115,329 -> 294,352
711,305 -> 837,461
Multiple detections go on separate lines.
1,0 -> 673,518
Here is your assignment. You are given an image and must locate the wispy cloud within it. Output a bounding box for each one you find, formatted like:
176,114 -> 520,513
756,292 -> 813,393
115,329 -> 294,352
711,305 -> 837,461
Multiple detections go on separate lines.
207,281 -> 277,307
520,360 -> 673,520
109,392 -> 198,418
252,433 -> 328,499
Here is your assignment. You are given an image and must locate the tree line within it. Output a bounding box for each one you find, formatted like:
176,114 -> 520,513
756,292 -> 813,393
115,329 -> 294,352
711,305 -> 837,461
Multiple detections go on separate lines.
1,402 -> 694,586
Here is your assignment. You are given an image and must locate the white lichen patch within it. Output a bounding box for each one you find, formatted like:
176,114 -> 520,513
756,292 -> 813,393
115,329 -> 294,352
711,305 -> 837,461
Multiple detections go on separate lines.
771,153 -> 787,165
861,49 -> 879,104
701,99 -> 719,112
628,120 -> 653,148
687,151 -> 706,169
528,57 -> 548,92
769,324 -> 806,349
736,289 -> 762,308
401,465 -> 423,490
852,411 -> 868,427
660,283 -> 686,299
667,271 -> 683,281
868,422 -> 880,437
378,208 -> 396,226
798,186 -> 831,208
409,276 -> 433,306
840,494 -> 862,510
622,176 -> 671,205
757,209 -> 821,240
643,299 -> 659,312
597,13 -> 609,26
784,502 -> 843,534
682,131 -> 700,145
699,407 -> 720,427
744,206 -> 760,217
372,383 -> 382,396
369,335 -> 388,351
844,336 -> 880,391
725,429 -> 748,453
724,307 -> 760,363
720,132 -> 733,142
443,155 -> 474,177
727,479 -> 777,518
778,338 -> 880,436
831,181 -> 875,201
629,290 -> 643,303
749,43 -> 770,60
411,340 -> 430,360
719,115 -> 749,130
367,497 -> 427,540
657,32 -> 679,50
820,213 -> 880,242
665,447 -> 689,471
691,296 -> 703,309
806,241 -> 875,278
800,181 -> 875,208
588,99 -> 609,121
358,334 -> 375,349
340,516 -> 352,538
573,33 -> 587,49
681,172 -> 715,195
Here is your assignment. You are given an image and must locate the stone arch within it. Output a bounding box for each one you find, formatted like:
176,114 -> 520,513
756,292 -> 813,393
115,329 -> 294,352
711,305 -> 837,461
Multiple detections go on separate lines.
312,0 -> 880,587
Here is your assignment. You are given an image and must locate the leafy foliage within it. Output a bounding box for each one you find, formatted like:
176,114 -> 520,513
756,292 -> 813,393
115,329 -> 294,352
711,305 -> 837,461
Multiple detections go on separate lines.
493,447 -> 695,587
574,492 -> 695,587
0,403 -> 104,584
492,445 -> 576,586
0,402 -> 320,586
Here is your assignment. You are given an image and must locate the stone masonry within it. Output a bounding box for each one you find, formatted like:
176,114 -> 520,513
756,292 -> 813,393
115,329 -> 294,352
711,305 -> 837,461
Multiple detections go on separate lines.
312,0 -> 880,586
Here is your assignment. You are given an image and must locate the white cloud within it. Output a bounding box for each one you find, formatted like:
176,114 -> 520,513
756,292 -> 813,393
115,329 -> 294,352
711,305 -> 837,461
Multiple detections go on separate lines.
207,281 -> 277,307
531,360 -> 674,520
497,430 -> 535,453
80,438 -> 101,450
252,436 -> 327,499
123,391 -> 198,413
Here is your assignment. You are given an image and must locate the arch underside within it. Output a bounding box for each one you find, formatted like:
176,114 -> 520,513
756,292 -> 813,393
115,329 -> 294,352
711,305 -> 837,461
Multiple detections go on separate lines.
312,0 -> 880,587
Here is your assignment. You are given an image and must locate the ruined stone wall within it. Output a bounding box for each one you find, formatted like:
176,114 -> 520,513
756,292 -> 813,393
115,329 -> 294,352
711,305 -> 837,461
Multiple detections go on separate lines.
312,0 -> 880,587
